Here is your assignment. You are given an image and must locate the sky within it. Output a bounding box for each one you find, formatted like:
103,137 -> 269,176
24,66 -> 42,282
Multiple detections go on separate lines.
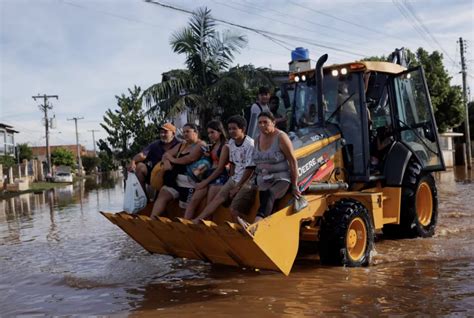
1,0 -> 473,150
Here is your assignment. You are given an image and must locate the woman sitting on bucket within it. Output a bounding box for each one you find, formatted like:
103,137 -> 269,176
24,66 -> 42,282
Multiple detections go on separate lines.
238,111 -> 301,228
184,120 -> 230,219
150,123 -> 206,219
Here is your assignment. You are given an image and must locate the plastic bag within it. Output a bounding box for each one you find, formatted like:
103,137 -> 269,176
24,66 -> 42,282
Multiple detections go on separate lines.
123,172 -> 147,214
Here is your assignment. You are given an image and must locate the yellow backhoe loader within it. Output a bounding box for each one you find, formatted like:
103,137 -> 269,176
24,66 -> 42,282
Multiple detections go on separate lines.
101,48 -> 445,275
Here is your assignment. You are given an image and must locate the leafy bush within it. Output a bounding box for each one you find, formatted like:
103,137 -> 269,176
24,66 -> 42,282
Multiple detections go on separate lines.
82,156 -> 101,174
51,148 -> 75,167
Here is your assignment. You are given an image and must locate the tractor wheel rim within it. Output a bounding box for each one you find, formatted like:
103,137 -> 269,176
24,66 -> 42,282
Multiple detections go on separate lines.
416,181 -> 433,226
346,217 -> 367,261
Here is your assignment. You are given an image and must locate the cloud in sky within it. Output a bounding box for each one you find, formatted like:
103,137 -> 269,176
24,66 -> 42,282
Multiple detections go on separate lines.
1,0 -> 473,149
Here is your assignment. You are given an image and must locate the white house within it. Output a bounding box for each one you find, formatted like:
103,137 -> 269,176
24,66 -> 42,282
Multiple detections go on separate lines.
0,123 -> 18,157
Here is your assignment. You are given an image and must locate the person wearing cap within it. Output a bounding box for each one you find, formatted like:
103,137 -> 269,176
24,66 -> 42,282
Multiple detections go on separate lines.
128,122 -> 180,193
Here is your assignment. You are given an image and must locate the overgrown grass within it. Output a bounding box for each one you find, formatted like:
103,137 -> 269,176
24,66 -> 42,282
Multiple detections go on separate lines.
29,182 -> 68,191
0,181 -> 70,200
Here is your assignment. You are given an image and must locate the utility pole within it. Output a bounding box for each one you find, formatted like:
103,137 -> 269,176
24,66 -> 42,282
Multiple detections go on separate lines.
459,37 -> 472,169
88,129 -> 100,157
32,94 -> 58,176
68,117 -> 84,176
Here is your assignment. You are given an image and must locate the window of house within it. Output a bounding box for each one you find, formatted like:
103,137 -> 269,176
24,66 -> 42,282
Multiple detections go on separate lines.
0,131 -> 5,155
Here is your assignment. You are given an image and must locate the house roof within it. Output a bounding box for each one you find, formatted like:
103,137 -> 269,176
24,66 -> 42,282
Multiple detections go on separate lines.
0,123 -> 19,133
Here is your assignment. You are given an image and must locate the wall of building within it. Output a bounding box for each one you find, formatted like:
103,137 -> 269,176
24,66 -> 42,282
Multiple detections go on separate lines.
31,145 -> 87,162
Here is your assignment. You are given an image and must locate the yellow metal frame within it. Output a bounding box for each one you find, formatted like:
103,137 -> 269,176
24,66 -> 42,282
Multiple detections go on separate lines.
325,187 -> 401,230
293,134 -> 341,159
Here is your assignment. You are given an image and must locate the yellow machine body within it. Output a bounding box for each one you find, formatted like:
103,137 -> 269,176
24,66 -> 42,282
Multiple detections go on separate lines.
102,134 -> 402,275
102,57 -> 442,275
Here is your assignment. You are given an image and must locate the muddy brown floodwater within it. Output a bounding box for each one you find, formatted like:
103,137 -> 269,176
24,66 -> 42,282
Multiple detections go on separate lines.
0,169 -> 473,317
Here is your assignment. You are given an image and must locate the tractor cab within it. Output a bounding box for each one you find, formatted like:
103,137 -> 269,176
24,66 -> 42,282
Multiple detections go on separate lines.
283,56 -> 445,186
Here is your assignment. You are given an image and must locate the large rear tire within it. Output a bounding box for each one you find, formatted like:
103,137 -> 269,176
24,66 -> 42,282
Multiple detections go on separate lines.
383,160 -> 438,238
319,199 -> 374,266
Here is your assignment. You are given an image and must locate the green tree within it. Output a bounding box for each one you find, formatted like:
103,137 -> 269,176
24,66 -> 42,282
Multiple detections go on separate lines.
81,156 -> 101,174
99,86 -> 159,170
411,48 -> 464,131
51,148 -> 75,167
18,143 -> 33,161
97,139 -> 117,172
143,7 -> 273,128
215,64 -> 275,120
0,155 -> 15,169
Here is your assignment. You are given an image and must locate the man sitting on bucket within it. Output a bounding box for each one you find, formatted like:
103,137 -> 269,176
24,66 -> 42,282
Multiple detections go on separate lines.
128,122 -> 180,195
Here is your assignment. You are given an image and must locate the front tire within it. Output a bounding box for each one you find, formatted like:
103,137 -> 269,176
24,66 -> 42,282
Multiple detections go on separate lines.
319,199 -> 374,266
383,160 -> 438,238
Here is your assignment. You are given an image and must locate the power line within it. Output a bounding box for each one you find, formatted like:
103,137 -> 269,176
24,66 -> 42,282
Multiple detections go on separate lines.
213,0 -> 362,47
145,0 -> 368,58
59,0 -> 175,32
393,0 -> 456,64
61,0 -> 302,63
61,0 -> 365,64
151,0 -> 296,52
402,0 -> 456,64
288,0 -> 410,44
247,45 -> 289,58
449,43 -> 459,75
392,0 -> 433,48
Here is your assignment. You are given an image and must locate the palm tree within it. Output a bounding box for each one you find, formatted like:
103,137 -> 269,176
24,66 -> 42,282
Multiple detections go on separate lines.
143,7 -> 273,127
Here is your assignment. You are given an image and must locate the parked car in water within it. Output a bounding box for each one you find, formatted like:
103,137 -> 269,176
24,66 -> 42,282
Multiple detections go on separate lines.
54,172 -> 73,183
53,165 -> 73,183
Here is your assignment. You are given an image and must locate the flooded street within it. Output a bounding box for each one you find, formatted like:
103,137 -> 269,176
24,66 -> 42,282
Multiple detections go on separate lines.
0,169 -> 473,316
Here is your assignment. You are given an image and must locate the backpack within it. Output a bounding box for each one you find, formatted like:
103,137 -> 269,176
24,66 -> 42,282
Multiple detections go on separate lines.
244,102 -> 262,126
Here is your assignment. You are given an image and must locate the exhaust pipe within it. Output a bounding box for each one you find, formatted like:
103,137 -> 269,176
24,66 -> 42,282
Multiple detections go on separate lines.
316,54 -> 328,125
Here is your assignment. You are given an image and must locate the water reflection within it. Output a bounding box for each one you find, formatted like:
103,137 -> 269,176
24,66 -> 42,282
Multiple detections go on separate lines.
84,174 -> 117,191
0,169 -> 472,316
0,174 -> 121,218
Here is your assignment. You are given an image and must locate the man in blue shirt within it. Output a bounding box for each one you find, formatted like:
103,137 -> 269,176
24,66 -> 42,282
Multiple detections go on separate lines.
128,122 -> 179,192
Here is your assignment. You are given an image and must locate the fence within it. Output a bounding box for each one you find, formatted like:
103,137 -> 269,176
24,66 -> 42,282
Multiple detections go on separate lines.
1,159 -> 44,186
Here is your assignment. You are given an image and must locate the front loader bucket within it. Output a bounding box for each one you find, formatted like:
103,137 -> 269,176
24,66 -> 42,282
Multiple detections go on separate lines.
100,194 -> 326,275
